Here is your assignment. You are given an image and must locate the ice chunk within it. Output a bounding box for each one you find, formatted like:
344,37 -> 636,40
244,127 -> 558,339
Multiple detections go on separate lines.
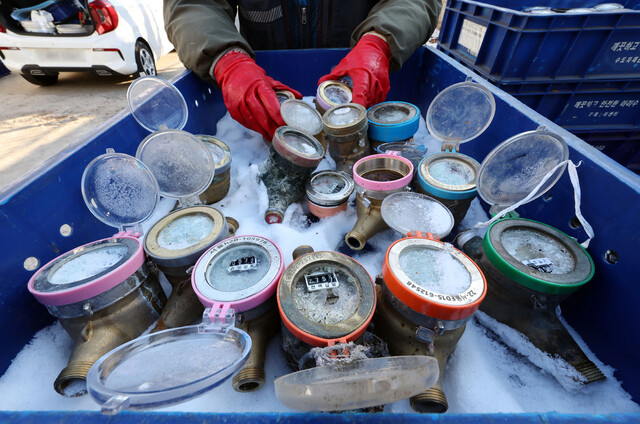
49,245 -> 128,285
157,213 -> 215,250
500,228 -> 575,275
399,247 -> 471,295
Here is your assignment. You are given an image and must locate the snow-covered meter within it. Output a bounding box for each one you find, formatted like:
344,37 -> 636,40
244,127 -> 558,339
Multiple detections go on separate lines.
322,103 -> 370,173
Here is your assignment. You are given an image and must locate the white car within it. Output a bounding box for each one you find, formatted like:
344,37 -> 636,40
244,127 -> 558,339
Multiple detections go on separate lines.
0,0 -> 173,85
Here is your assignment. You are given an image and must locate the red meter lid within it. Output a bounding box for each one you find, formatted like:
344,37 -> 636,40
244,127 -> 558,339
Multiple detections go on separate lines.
383,235 -> 486,321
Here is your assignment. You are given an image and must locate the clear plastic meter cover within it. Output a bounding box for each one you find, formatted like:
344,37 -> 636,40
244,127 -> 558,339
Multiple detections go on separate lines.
476,129 -> 569,208
87,324 -> 251,413
82,152 -> 159,230
127,76 -> 188,132
381,192 -> 454,238
426,81 -> 496,145
281,99 -> 323,136
275,355 -> 439,411
136,130 -> 214,200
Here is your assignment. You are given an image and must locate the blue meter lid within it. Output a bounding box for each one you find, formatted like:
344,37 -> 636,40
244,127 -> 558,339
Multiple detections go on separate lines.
136,130 -> 214,204
426,80 -> 495,148
86,322 -> 251,413
476,128 -> 568,209
82,151 -> 159,230
127,76 -> 188,132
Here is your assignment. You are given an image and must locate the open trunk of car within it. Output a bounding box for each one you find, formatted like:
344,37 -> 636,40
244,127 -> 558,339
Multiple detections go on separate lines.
0,0 -> 95,36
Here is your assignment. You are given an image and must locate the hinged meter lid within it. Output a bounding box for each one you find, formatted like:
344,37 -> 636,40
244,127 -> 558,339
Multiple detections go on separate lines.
476,128 -> 569,210
127,76 -> 188,132
196,135 -> 232,175
82,151 -> 159,231
136,130 -> 214,205
367,101 -> 420,143
281,99 -> 324,136
272,127 -> 324,168
274,355 -> 439,411
381,192 -> 454,239
192,235 -> 284,312
86,318 -> 251,413
426,80 -> 495,150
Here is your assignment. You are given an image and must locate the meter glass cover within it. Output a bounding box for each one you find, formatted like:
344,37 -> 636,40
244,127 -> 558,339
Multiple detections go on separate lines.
127,76 -> 188,132
48,244 -> 129,286
87,325 -> 250,412
500,227 -> 576,275
206,244 -> 271,295
381,192 -> 454,238
137,130 -> 214,200
368,102 -> 417,125
398,246 -> 472,295
156,213 -> 216,251
428,157 -> 477,187
326,105 -> 361,127
477,130 -> 568,207
426,81 -> 495,144
281,100 -> 323,136
82,152 -> 159,229
281,130 -> 324,157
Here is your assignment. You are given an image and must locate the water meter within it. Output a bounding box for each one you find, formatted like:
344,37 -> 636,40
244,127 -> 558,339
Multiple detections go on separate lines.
276,89 -> 296,104
258,126 -> 324,224
27,152 -> 167,397
315,80 -> 352,115
457,129 -> 604,384
373,191 -> 484,412
322,103 -> 370,173
305,170 -> 355,218
275,246 -> 438,411
127,76 -> 233,205
135,131 -> 238,332
417,80 -> 495,227
196,135 -> 232,204
84,235 -> 285,412
345,153 -> 414,251
367,101 -> 420,152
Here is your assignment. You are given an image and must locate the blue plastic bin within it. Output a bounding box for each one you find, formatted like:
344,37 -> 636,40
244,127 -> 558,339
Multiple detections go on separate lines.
572,129 -> 640,170
1,47 -> 639,423
496,79 -> 640,130
438,0 -> 640,83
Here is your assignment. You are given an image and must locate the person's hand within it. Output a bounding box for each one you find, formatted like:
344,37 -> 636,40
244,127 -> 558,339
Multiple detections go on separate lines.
318,33 -> 391,108
214,50 -> 301,140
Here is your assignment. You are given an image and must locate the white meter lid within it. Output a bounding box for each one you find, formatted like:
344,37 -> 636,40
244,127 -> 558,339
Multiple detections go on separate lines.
82,151 -> 159,230
127,76 -> 188,132
381,192 -> 454,238
426,80 -> 495,148
274,355 -> 439,411
87,321 -> 250,413
281,99 -> 324,136
477,128 -> 569,208
136,130 -> 214,204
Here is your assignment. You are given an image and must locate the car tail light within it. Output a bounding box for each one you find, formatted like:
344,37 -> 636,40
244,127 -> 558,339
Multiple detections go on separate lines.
89,0 -> 119,35
0,22 -> 7,33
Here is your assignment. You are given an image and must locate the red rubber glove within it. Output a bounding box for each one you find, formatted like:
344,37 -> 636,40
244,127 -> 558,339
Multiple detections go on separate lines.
318,34 -> 391,108
214,51 -> 302,140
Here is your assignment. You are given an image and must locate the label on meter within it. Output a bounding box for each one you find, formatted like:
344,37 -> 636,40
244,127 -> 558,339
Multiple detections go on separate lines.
522,258 -> 553,273
304,271 -> 340,292
228,256 -> 257,272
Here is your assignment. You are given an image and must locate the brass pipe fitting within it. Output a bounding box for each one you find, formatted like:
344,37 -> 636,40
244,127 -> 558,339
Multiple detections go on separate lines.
232,301 -> 281,392
345,193 -> 388,250
54,265 -> 165,396
373,285 -> 464,413
151,270 -> 203,332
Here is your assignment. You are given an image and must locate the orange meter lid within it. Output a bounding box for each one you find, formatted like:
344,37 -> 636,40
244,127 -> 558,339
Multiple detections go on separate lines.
382,232 -> 486,321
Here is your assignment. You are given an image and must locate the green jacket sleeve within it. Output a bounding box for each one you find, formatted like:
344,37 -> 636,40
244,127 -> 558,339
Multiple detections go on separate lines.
351,0 -> 442,71
163,0 -> 255,84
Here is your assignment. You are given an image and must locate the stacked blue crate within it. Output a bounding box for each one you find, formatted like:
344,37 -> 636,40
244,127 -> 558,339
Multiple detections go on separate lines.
437,0 -> 640,172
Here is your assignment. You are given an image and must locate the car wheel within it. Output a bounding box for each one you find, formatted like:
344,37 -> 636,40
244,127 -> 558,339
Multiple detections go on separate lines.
135,41 -> 156,77
20,72 -> 59,86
